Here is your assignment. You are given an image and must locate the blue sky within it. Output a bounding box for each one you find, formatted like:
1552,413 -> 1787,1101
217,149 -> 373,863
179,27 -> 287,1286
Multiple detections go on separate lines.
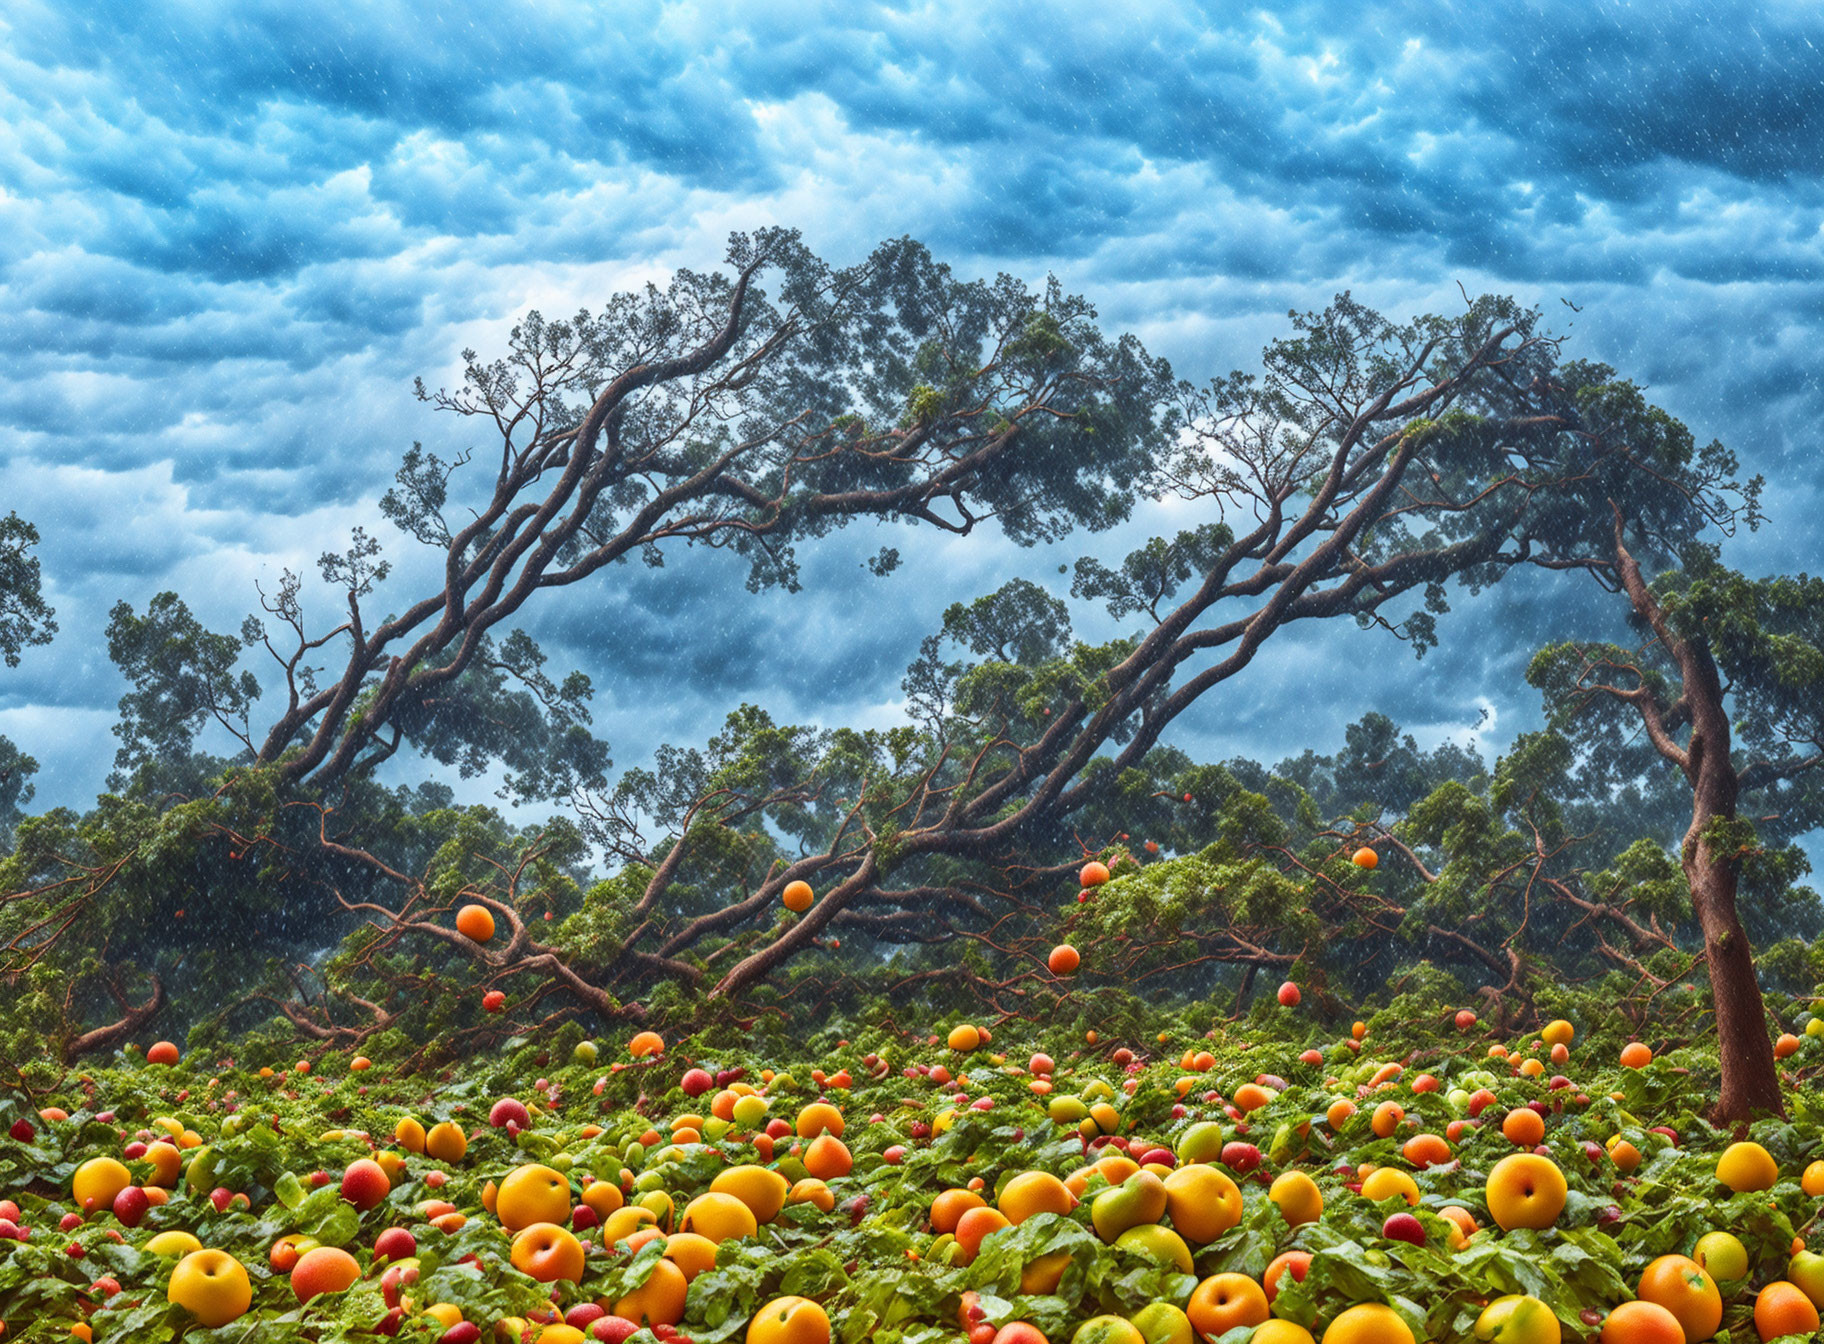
3,1 -> 1823,827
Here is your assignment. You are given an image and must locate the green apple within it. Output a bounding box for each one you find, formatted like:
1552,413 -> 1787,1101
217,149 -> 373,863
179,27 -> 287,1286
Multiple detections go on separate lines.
572,1040 -> 599,1064
1694,1231 -> 1749,1282
1174,1121 -> 1226,1165
1474,1294 -> 1561,1344
1129,1301 -> 1194,1344
1787,1248 -> 1824,1308
1070,1315 -> 1145,1344
1447,1088 -> 1472,1113
1115,1224 -> 1193,1273
1048,1095 -> 1089,1125
1091,1172 -> 1167,1242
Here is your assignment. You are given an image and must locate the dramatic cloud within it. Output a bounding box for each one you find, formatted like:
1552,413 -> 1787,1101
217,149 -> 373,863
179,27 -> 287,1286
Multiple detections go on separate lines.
3,1 -> 1821,846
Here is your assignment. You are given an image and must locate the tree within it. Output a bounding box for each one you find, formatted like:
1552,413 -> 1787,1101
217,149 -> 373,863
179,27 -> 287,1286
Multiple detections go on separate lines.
105,229 -> 1172,807
0,511 -> 55,671
302,290 -> 1763,1047
1530,523 -> 1824,1121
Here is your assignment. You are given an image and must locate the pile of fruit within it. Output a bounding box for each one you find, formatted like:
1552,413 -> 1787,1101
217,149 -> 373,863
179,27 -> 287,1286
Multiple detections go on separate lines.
2,1009 -> 1823,1342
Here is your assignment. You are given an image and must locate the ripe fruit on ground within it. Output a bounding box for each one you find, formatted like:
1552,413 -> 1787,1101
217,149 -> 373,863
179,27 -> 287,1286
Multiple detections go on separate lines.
1127,1301 -> 1192,1344
510,1222 -> 585,1282
803,1134 -> 852,1180
341,1158 -> 390,1210
1080,861 -> 1110,887
1175,1121 -> 1226,1164
615,1257 -> 688,1326
1264,1250 -> 1312,1303
373,1227 -> 416,1263
1049,945 -> 1081,975
1485,1153 -> 1567,1230
782,880 -> 814,912
1383,1212 -> 1425,1245
146,1041 -> 180,1065
1069,1316 -> 1144,1344
1775,1032 -> 1801,1059
498,1164 -> 573,1231
1787,1248 -> 1824,1306
682,1192 -> 759,1244
1694,1231 -> 1749,1282
1620,1042 -> 1652,1068
795,1102 -> 844,1139
1268,1170 -> 1323,1225
949,1024 -> 982,1052
426,1121 -> 467,1162
145,1230 -> 204,1257
1541,1020 -> 1574,1048
1000,1171 -> 1075,1225
953,1207 -> 1012,1263
291,1245 -> 360,1302
1089,1171 -> 1167,1241
1754,1281 -> 1821,1341
73,1158 -> 133,1215
455,904 -> 495,941
1163,1164 -> 1242,1242
1637,1254 -> 1721,1342
628,1031 -> 665,1058
1474,1295 -> 1559,1344
1360,1168 -> 1420,1207
1322,1302 -> 1414,1344
1502,1107 -> 1545,1147
1716,1140 -> 1779,1192
931,1188 -> 987,1234
1254,1326 -> 1317,1344
1115,1224 -> 1192,1274
1186,1273 -> 1269,1338
666,1230 -> 720,1281
748,1294 -> 832,1344
168,1249 -> 252,1326
711,1165 -> 789,1224
1599,1301 -> 1682,1344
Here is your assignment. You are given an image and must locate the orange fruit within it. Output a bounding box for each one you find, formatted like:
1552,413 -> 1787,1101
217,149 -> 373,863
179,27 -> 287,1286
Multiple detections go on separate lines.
747,1294 -> 831,1344
1754,1281 -> 1821,1341
497,1164 -> 572,1231
1485,1154 -> 1567,1230
1048,944 -> 1081,975
681,1193 -> 759,1244
628,1031 -> 665,1058
1186,1273 -> 1269,1338
1402,1133 -> 1452,1169
1502,1107 -> 1546,1147
1352,847 -> 1378,869
1322,1302 -> 1415,1344
999,1171 -> 1075,1225
455,904 -> 495,942
930,1188 -> 986,1233
802,1135 -> 852,1181
1620,1042 -> 1652,1068
1637,1254 -> 1721,1342
168,1250 -> 252,1326
1775,1033 -> 1801,1060
615,1258 -> 688,1326
1716,1141 -> 1779,1193
795,1103 -> 844,1140
1600,1301 -> 1684,1344
509,1222 -> 585,1283
782,880 -> 814,912
1163,1165 -> 1242,1242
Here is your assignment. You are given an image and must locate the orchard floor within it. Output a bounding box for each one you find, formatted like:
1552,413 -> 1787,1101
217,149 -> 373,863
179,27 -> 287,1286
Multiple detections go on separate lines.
3,1011 -> 1823,1343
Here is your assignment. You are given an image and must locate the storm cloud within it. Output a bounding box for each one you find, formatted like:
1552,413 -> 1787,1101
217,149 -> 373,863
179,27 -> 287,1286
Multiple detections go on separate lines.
3,1 -> 1821,826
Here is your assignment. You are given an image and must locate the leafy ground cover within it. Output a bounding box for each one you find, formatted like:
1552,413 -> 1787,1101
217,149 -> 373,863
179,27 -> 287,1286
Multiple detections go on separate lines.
3,1000 -> 1824,1344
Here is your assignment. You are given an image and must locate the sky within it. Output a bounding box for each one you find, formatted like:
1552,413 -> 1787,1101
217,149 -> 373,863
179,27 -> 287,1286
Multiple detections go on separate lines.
3,1 -> 1822,839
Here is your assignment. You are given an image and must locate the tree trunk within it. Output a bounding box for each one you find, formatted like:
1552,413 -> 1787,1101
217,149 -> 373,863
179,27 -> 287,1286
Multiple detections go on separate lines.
1610,517 -> 1782,1124
1684,689 -> 1784,1123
